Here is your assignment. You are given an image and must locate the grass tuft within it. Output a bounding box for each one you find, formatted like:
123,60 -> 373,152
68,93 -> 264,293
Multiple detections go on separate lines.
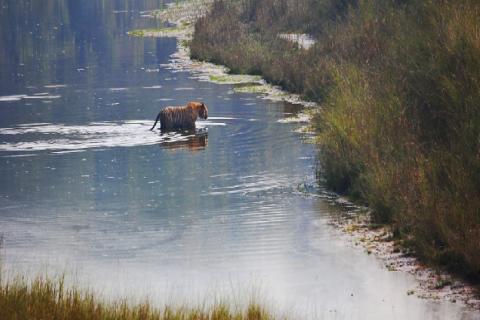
0,272 -> 278,320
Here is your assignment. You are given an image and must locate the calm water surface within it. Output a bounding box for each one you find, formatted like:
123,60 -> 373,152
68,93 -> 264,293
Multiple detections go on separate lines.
0,1 -> 477,319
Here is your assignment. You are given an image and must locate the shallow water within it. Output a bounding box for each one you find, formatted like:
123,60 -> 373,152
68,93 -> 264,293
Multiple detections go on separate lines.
0,1 -> 477,319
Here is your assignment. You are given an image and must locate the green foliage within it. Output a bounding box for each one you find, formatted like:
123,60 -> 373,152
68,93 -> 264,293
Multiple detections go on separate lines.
192,0 -> 480,279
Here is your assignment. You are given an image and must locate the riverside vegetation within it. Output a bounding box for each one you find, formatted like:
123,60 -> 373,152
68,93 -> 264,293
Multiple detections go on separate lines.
0,273 -> 275,320
190,0 -> 480,281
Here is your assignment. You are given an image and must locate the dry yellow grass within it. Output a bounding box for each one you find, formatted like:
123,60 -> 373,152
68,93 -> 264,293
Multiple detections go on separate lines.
0,273 -> 277,320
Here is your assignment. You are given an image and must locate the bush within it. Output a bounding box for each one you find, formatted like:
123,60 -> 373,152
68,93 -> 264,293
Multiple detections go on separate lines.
191,0 -> 480,280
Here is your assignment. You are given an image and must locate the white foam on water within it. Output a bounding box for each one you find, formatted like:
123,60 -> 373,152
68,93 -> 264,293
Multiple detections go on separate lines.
109,88 -> 128,92
0,94 -> 61,102
142,85 -> 163,89
44,84 -> 67,88
1,153 -> 37,158
197,121 -> 226,127
51,149 -> 86,154
0,121 -> 208,153
16,122 -> 51,127
0,95 -> 27,102
23,95 -> 61,99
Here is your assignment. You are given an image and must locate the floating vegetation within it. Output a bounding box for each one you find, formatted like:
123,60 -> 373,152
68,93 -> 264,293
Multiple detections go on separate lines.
208,74 -> 262,85
127,27 -> 189,38
234,84 -> 271,94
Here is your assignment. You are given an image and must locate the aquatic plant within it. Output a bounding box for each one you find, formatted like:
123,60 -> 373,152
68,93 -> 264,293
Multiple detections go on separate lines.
127,27 -> 187,37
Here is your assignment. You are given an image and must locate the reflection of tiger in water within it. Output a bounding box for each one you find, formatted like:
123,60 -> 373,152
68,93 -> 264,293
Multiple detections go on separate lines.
162,133 -> 208,152
150,101 -> 208,131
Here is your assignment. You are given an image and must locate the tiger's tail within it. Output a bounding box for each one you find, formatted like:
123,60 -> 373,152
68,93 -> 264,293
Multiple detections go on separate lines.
150,112 -> 161,131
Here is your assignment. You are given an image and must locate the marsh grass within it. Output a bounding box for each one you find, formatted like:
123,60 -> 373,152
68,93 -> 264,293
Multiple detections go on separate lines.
0,272 -> 276,320
192,0 -> 480,280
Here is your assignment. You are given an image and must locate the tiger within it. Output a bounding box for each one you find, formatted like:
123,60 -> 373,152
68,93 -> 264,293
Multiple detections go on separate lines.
150,101 -> 208,131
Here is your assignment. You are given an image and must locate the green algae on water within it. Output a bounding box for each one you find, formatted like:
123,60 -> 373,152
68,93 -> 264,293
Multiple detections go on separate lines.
127,27 -> 188,38
208,74 -> 262,85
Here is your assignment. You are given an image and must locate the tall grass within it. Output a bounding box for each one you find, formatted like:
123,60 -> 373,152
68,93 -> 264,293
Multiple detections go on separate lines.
314,0 -> 480,278
192,0 -> 480,280
0,273 -> 276,320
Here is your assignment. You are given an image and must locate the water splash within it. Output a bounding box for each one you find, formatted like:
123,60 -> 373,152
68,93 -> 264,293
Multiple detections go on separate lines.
0,121 -> 220,154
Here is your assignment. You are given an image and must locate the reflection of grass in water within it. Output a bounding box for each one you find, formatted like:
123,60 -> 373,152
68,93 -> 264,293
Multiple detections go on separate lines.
0,272 -> 276,320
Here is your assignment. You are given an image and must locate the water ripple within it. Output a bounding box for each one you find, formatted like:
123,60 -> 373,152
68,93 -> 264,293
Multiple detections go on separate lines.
0,121 -> 219,153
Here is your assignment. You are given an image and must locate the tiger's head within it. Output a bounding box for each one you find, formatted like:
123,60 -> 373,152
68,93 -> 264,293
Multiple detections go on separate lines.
188,101 -> 208,120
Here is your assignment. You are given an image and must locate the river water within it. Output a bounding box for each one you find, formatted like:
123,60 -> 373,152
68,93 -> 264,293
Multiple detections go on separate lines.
0,1 -> 477,319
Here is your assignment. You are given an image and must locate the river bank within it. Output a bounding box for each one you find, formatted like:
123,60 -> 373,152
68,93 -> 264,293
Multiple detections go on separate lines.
131,0 -> 480,312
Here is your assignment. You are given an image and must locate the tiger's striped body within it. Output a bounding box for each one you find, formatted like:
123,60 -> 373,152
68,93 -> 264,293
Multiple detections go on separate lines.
150,101 -> 208,131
